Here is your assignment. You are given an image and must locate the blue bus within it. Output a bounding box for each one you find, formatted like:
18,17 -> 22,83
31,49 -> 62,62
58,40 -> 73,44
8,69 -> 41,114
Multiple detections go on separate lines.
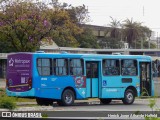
6,52 -> 154,106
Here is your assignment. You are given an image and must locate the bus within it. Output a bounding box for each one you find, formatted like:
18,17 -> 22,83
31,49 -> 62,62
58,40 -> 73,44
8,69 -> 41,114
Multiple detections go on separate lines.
6,52 -> 155,106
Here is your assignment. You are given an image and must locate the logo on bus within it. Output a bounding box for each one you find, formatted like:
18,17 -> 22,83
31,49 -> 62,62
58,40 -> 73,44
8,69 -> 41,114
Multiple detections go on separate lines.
74,76 -> 86,88
9,58 -> 14,67
8,79 -> 13,86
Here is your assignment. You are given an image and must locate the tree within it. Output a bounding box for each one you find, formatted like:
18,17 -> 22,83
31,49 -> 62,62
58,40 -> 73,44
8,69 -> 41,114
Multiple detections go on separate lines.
45,6 -> 83,47
139,26 -> 152,49
99,37 -> 123,49
0,0 -> 83,52
48,0 -> 90,24
122,18 -> 155,49
75,28 -> 100,48
0,0 -> 52,52
122,18 -> 142,48
99,17 -> 123,49
45,0 -> 90,47
69,5 -> 90,24
108,17 -> 121,38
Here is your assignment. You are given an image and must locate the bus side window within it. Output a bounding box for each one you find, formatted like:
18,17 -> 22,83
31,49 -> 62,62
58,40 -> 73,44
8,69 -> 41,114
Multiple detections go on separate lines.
37,58 -> 52,76
121,60 -> 137,76
103,59 -> 120,76
70,59 -> 84,76
54,59 -> 68,76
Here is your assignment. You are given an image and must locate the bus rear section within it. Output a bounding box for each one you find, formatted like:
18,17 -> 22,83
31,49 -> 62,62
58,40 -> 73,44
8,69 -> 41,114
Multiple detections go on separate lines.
6,53 -> 35,97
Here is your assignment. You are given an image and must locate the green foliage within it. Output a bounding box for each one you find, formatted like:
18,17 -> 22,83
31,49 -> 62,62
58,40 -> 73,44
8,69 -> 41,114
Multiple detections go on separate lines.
141,88 -> 160,120
47,9 -> 82,47
45,0 -> 85,47
0,0 -> 53,52
148,99 -> 156,110
42,113 -> 48,118
0,0 -> 85,52
99,37 -> 123,49
0,96 -> 17,110
145,117 -> 160,120
122,18 -> 153,49
0,0 -> 156,51
0,89 -> 16,110
102,17 -> 155,49
68,5 -> 90,24
76,28 -> 100,48
145,98 -> 160,120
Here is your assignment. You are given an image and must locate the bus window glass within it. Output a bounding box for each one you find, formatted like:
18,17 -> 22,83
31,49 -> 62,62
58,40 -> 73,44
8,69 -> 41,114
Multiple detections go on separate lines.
55,59 -> 68,76
147,64 -> 150,81
103,59 -> 119,76
37,59 -> 51,76
70,59 -> 83,76
121,60 -> 137,76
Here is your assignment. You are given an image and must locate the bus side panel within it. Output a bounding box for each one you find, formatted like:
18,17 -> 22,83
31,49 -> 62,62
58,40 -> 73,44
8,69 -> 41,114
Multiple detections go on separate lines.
32,55 -> 86,99
75,88 -> 86,99
34,76 -> 86,100
100,76 -> 139,98
101,88 -> 124,98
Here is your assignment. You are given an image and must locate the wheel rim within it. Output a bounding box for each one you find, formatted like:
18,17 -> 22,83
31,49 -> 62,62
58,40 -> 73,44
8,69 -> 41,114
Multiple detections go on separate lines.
127,92 -> 133,102
64,93 -> 72,104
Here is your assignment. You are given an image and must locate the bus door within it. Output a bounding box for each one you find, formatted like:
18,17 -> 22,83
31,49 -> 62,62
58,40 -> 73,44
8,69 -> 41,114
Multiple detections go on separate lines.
140,62 -> 151,96
86,61 -> 99,98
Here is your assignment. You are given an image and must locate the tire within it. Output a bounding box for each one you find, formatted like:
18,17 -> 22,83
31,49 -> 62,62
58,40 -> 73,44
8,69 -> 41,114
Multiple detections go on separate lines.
59,89 -> 75,106
36,98 -> 53,106
122,89 -> 135,105
100,98 -> 112,104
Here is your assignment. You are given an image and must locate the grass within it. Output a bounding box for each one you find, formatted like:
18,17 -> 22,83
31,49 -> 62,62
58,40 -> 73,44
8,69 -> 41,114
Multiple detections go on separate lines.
0,88 -> 17,110
0,88 -> 36,102
0,88 -> 37,110
17,104 -> 38,107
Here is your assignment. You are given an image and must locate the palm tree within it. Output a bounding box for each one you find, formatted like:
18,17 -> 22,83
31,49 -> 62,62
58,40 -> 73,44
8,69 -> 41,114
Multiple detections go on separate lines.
108,16 -> 121,38
101,17 -> 122,49
122,18 -> 142,49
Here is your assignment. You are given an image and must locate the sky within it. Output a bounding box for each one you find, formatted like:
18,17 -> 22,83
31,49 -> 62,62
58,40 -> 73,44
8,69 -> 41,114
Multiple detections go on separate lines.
57,0 -> 160,37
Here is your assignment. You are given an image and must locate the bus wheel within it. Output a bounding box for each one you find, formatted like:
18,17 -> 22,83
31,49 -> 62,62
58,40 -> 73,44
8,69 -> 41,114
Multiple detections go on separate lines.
60,89 -> 75,106
36,98 -> 53,106
100,98 -> 112,104
122,89 -> 135,105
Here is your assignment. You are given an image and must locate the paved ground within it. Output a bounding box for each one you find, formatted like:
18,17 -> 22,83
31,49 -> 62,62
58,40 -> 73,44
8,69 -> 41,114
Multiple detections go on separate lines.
0,98 -> 160,111
0,98 -> 160,119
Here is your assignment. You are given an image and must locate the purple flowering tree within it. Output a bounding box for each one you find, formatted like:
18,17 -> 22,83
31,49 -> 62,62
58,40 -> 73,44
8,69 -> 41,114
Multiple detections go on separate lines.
0,0 -> 52,52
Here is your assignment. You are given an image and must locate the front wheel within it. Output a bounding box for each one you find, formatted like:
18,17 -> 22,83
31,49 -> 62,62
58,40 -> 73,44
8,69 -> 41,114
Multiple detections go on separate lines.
58,89 -> 75,106
122,89 -> 135,105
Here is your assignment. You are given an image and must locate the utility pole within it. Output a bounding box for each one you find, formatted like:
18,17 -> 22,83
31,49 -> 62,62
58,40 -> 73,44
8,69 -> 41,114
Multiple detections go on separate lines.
157,32 -> 159,49
148,37 -> 150,49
